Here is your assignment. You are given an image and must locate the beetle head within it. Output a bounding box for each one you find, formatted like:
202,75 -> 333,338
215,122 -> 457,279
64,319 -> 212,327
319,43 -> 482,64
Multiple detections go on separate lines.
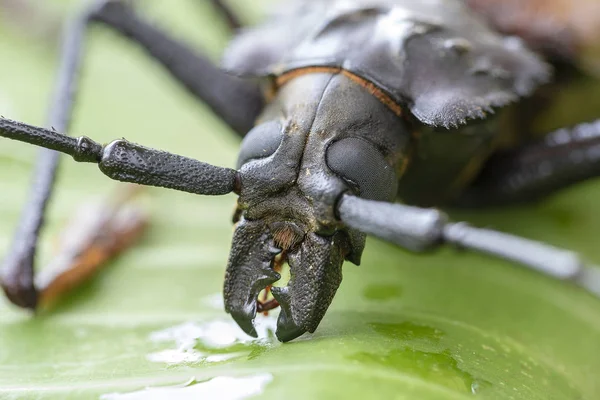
224,116 -> 405,341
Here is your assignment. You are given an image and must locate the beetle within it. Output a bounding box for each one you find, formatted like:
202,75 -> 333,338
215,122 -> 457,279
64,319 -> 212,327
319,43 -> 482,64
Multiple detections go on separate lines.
1,0 -> 600,342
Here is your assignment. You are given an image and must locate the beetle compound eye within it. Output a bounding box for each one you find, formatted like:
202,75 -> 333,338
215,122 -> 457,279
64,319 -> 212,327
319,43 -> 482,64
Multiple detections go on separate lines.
326,137 -> 398,202
236,120 -> 284,168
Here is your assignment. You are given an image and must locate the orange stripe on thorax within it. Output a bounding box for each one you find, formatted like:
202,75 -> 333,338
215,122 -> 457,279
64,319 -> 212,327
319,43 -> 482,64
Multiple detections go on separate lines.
275,67 -> 403,118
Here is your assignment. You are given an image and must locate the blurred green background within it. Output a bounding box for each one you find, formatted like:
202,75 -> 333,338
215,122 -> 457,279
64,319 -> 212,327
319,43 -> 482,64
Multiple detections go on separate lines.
0,1 -> 599,399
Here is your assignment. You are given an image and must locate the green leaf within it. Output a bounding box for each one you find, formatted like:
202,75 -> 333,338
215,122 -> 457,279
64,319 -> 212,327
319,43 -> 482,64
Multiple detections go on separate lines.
0,1 -> 599,399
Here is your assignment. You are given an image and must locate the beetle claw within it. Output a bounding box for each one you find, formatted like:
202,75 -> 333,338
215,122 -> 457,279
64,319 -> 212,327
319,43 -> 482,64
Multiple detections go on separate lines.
271,232 -> 346,341
229,307 -> 259,338
224,219 -> 346,342
224,219 -> 280,338
271,286 -> 306,342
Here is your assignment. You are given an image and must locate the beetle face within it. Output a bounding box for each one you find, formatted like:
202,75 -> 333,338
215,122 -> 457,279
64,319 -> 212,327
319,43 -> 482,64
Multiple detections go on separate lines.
224,111 -> 405,341
224,120 -> 363,342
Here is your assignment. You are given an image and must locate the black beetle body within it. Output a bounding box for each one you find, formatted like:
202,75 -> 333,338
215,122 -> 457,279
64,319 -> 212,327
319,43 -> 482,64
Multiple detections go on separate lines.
1,0 -> 599,343
227,72 -> 408,339
222,0 -> 551,340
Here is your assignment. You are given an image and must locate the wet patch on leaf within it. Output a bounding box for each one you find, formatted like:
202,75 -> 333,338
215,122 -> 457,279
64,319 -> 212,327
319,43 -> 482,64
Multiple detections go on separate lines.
350,347 -> 490,395
146,317 -> 277,365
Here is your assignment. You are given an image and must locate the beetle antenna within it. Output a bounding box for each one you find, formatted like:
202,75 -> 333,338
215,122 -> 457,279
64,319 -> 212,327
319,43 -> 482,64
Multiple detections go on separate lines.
337,194 -> 600,297
0,117 -> 239,196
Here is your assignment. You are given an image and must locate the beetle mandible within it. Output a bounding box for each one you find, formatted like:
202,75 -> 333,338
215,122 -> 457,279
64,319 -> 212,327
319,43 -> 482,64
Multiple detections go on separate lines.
1,0 -> 600,342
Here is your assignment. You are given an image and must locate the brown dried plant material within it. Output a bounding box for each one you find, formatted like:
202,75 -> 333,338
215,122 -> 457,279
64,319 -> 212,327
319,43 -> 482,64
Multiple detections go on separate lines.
37,185 -> 148,308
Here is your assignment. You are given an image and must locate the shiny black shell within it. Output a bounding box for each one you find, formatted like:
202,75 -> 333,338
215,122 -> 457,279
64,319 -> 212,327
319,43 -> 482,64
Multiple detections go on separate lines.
223,0 -> 550,129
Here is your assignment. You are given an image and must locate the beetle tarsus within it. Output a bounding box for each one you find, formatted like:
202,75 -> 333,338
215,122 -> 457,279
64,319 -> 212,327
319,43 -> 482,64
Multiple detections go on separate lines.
1,267 -> 38,310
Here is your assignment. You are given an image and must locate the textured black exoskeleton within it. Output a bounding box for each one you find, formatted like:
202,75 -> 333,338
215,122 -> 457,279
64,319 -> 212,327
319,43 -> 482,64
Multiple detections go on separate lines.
1,0 -> 600,342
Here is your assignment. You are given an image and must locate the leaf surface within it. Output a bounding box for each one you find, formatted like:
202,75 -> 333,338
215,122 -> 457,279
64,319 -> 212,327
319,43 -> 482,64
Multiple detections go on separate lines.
0,1 -> 599,399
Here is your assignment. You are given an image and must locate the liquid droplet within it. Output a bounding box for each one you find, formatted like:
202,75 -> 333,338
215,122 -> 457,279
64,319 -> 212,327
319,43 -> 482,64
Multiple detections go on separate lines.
471,380 -> 492,394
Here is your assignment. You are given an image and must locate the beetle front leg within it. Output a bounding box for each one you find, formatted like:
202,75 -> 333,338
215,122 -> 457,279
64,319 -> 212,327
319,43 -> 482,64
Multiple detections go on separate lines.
2,0 -> 257,310
337,194 -> 600,298
92,0 -> 263,136
1,4 -> 152,309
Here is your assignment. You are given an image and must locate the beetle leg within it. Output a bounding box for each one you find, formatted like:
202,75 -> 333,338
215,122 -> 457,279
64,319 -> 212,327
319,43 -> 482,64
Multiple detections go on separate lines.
1,3 -> 152,309
0,116 -> 242,309
454,120 -> 600,206
92,1 -> 263,136
337,194 -> 600,298
1,5 -> 98,309
2,0 -> 254,310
